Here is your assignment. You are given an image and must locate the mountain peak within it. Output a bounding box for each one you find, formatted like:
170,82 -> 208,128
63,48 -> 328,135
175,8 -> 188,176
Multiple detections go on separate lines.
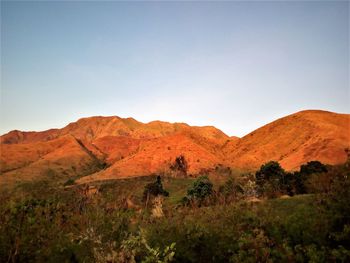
1,110 -> 349,184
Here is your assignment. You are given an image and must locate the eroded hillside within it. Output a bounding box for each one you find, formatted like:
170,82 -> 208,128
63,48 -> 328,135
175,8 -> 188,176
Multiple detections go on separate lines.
1,110 -> 349,184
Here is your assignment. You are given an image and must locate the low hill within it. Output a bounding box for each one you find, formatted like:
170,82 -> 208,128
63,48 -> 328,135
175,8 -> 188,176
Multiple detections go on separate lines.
223,110 -> 350,170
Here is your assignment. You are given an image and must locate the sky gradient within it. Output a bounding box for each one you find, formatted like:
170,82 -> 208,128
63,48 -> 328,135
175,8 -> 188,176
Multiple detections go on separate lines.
1,1 -> 349,137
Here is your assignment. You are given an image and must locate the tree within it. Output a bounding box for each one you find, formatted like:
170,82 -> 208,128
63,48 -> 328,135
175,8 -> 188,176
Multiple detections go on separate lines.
183,176 -> 213,206
143,176 -> 169,203
170,155 -> 188,176
300,161 -> 327,175
218,177 -> 244,204
255,161 -> 286,197
295,161 -> 328,194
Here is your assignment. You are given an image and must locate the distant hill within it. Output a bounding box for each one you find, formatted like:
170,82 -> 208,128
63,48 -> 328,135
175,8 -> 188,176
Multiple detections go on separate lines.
1,110 -> 349,184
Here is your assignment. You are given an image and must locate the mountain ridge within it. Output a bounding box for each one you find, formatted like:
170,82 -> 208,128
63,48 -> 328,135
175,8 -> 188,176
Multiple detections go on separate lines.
0,116 -> 230,143
1,109 -> 349,184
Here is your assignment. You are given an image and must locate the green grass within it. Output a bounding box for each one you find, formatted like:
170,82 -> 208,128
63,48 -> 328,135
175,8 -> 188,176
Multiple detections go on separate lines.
89,175 -> 235,206
163,177 -> 195,204
264,194 -> 315,215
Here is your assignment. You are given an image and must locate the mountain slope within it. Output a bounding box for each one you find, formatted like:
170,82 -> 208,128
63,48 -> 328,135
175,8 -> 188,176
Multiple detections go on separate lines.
77,132 -> 224,183
0,135 -> 104,185
223,110 -> 350,170
0,116 -> 229,184
1,110 -> 349,185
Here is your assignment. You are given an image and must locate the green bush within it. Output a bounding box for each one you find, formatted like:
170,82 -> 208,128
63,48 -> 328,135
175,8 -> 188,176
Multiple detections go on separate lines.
182,176 -> 213,206
300,161 -> 328,175
218,177 -> 244,204
295,160 -> 328,194
255,161 -> 286,197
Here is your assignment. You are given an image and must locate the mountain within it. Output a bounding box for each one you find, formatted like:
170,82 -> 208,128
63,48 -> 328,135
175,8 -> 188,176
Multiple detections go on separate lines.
0,135 -> 105,185
77,132 -> 225,183
223,110 -> 350,170
0,116 -> 229,184
0,110 -> 349,184
0,116 -> 228,143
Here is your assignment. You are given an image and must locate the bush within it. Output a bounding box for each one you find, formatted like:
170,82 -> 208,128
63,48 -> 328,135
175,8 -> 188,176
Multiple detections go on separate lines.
255,161 -> 286,197
300,161 -> 327,175
294,160 -> 328,194
143,176 -> 169,202
64,178 -> 76,186
182,176 -> 213,206
119,229 -> 176,263
170,155 -> 188,176
218,177 -> 244,204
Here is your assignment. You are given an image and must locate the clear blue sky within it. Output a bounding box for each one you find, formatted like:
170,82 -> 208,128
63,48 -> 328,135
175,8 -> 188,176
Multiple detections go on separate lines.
1,1 -> 349,137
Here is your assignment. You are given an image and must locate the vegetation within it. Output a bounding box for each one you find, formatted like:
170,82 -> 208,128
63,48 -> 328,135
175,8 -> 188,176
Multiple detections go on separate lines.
218,177 -> 244,203
255,160 -> 330,197
170,155 -> 188,176
181,176 -> 213,206
255,161 -> 286,197
63,178 -> 76,186
143,176 -> 169,201
0,160 -> 349,262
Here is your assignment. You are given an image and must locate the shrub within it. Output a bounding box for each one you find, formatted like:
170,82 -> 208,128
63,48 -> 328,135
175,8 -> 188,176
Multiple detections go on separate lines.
182,176 -> 213,206
119,229 -> 176,263
143,176 -> 169,202
295,160 -> 328,194
64,178 -> 76,186
218,177 -> 244,204
170,155 -> 188,176
255,161 -> 286,197
300,161 -> 327,175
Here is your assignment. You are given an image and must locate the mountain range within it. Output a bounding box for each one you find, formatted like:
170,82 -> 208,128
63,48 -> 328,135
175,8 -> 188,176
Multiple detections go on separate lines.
0,110 -> 349,185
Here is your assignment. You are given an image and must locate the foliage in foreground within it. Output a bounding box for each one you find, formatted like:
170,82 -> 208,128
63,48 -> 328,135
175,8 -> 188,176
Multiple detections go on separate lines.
0,161 -> 349,262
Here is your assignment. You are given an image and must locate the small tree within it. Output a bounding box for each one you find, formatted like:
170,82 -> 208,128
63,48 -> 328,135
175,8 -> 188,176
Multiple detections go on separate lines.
218,177 -> 244,204
183,176 -> 213,206
295,161 -> 328,194
170,155 -> 188,176
143,176 -> 169,207
255,161 -> 286,198
300,161 -> 327,175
